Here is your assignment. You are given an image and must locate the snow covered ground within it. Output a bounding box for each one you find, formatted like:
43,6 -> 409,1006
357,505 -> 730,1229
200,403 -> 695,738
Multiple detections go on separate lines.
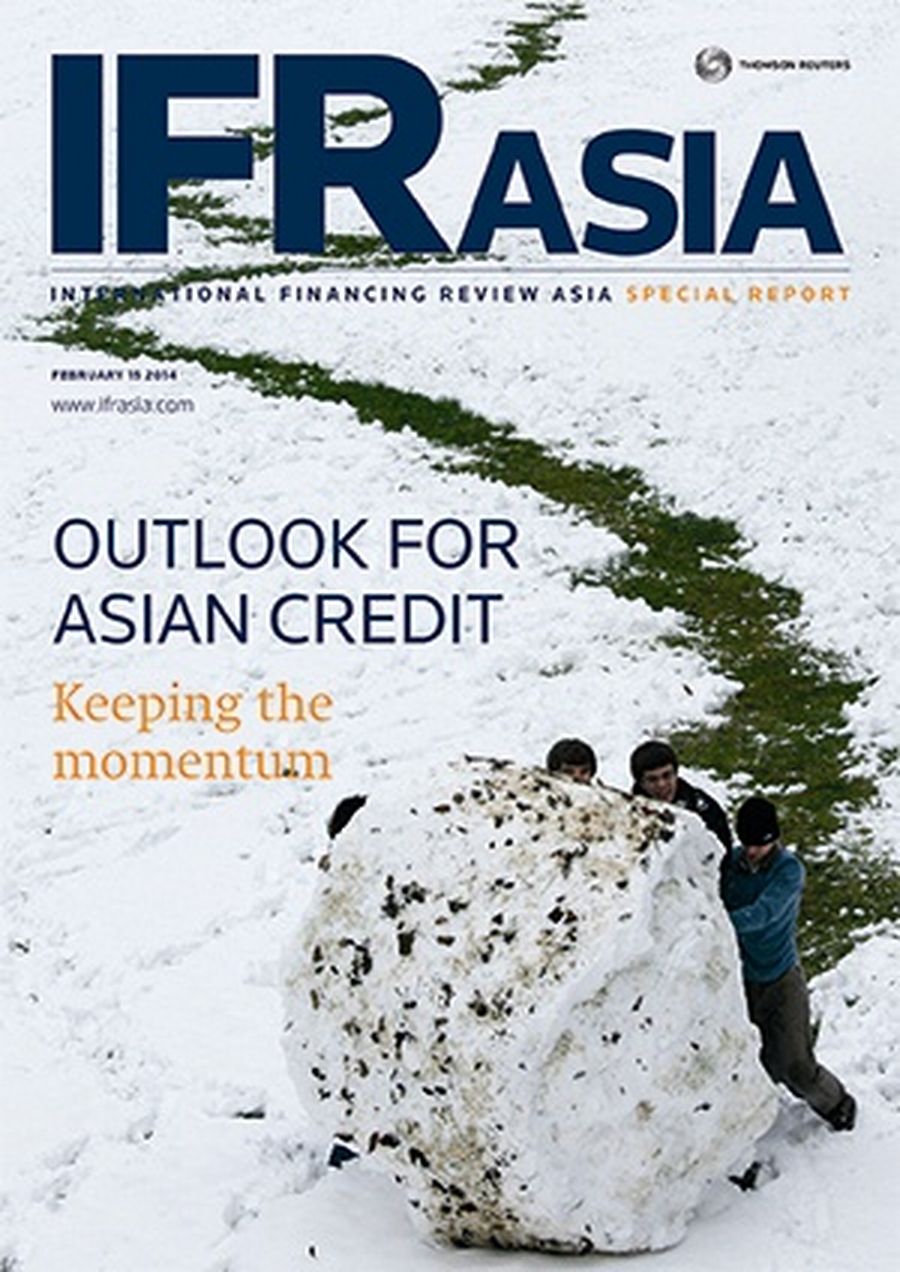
3,2 -> 899,1269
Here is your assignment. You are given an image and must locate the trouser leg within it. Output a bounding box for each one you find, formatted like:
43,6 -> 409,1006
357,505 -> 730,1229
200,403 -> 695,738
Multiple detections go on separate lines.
746,965 -> 845,1119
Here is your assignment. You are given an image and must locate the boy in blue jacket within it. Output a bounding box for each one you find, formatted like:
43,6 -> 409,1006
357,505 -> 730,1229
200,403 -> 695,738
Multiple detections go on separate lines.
721,797 -> 856,1131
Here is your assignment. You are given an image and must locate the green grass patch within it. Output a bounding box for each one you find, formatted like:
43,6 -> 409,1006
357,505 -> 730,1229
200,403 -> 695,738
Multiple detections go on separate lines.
39,272 -> 899,972
448,2 -> 586,91
36,0 -> 896,971
330,104 -> 391,129
168,192 -> 272,244
174,2 -> 586,245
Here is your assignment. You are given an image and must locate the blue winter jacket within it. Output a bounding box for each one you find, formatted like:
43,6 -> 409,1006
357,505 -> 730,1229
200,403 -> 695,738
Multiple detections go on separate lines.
720,844 -> 804,985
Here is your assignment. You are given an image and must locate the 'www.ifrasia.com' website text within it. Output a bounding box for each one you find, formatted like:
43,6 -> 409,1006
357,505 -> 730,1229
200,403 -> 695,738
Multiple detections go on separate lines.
50,394 -> 196,415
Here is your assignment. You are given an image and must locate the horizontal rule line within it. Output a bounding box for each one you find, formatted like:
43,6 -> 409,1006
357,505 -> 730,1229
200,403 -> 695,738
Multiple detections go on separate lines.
48,266 -> 854,277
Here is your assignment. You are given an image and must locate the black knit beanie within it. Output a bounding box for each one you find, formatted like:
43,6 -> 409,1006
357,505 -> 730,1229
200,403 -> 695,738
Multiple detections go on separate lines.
736,796 -> 780,846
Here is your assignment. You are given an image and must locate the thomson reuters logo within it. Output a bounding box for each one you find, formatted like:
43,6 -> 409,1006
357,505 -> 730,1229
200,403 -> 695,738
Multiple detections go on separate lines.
695,46 -> 733,83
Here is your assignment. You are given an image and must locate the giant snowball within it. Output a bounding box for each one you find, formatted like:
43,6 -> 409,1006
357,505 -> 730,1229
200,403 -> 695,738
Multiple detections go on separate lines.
283,760 -> 775,1252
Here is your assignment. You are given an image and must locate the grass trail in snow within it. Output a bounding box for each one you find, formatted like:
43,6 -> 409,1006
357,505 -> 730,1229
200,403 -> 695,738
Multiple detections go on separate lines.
35,0 -> 898,973
42,282 -> 899,975
168,2 -> 587,244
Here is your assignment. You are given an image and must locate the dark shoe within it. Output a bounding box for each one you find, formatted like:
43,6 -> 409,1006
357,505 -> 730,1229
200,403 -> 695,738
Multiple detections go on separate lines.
728,1161 -> 762,1192
824,1093 -> 857,1132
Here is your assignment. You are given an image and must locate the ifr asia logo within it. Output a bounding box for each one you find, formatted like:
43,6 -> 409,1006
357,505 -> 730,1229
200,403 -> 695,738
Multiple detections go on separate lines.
695,46 -> 733,83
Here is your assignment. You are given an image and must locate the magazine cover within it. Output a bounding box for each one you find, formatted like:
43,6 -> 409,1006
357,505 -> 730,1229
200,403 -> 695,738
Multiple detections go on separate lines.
3,2 -> 899,1269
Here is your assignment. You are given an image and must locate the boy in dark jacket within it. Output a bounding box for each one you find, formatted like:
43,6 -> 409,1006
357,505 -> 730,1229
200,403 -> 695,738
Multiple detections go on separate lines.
630,740 -> 731,852
721,796 -> 856,1131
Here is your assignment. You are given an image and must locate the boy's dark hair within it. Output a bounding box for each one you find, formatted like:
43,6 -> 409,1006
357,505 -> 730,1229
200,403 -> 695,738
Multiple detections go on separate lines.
629,740 -> 678,782
546,737 -> 597,777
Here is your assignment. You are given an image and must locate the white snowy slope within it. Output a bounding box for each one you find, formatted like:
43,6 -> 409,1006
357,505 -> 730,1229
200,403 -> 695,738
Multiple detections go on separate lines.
2,2 -> 900,1270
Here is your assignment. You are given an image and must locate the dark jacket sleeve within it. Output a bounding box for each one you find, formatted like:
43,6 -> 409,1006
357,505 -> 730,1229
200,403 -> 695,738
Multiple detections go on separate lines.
688,785 -> 732,852
701,798 -> 732,852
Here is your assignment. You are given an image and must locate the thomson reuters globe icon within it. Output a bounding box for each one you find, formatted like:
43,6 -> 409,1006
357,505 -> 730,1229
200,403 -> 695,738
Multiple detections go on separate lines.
695,46 -> 733,83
